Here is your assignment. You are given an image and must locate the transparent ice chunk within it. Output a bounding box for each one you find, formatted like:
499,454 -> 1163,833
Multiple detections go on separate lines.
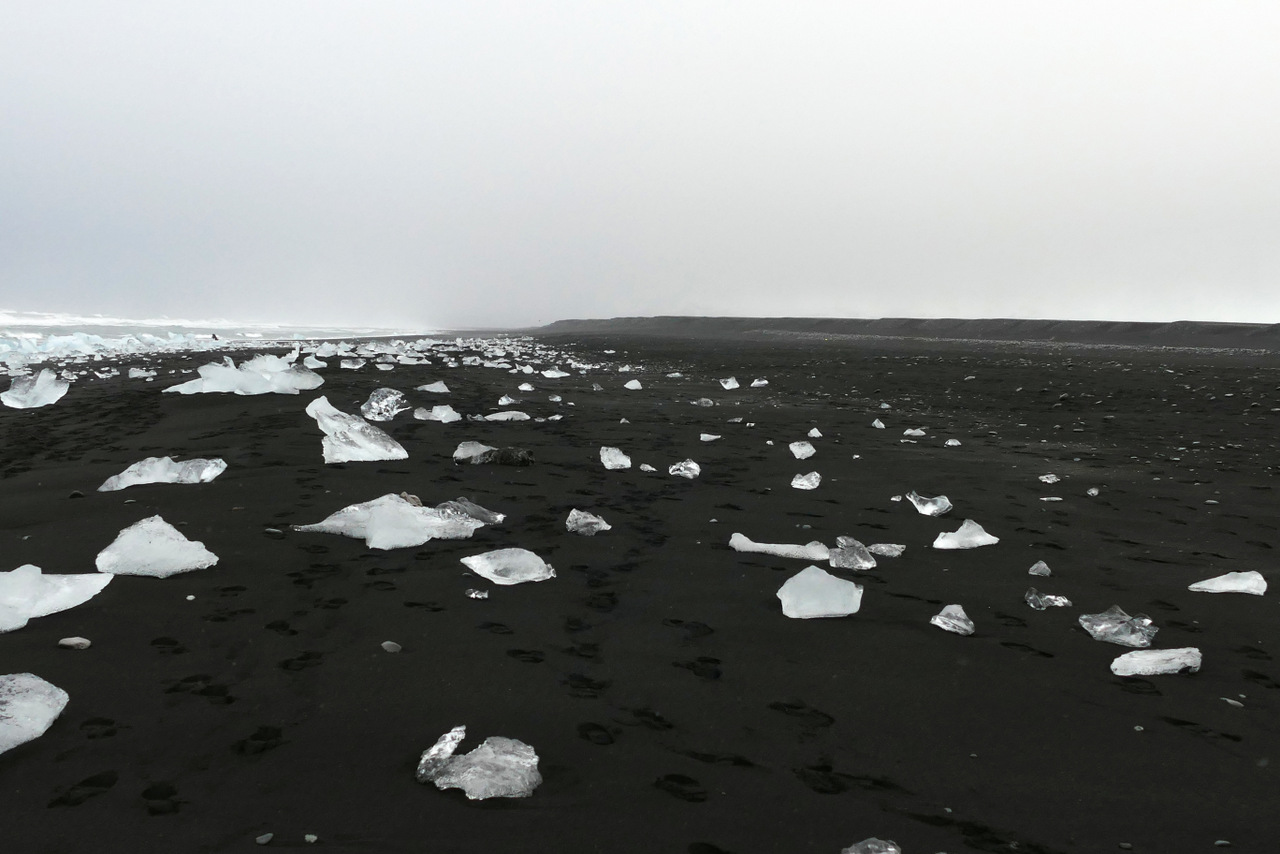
906,490 -> 952,516
789,441 -> 816,460
1025,587 -> 1071,610
751,378 -> 768,387
415,725 -> 467,783
1039,473 -> 1060,484
460,548 -> 555,585
669,460 -> 701,479
165,354 -> 322,395
719,377 -> 739,390
1188,571 -> 1267,596
777,565 -> 863,619
807,428 -> 822,438
2,369 -> 69,409
931,604 -> 974,635
95,515 -> 219,578
98,456 -> 227,491
416,381 -> 450,393
1028,560 -> 1052,577
624,379 -> 642,390
430,736 -> 542,800
360,388 -> 410,421
1110,648 -> 1201,677
293,494 -> 485,549
600,447 -> 631,470
700,433 -> 721,442
1078,605 -> 1157,648
871,419 -> 885,429
454,441 -> 497,463
0,565 -> 112,633
868,543 -> 905,558
305,396 -> 408,463
791,472 -> 821,490
932,519 -> 998,549
414,404 -> 462,423
0,673 -> 69,755
730,533 -> 829,562
944,438 -> 961,446
566,509 -> 611,536
828,536 -> 876,570
903,428 -> 926,437
435,497 -> 505,525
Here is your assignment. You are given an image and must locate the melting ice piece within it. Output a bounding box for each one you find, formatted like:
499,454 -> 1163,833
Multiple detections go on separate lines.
165,354 -> 323,395
416,725 -> 467,783
807,428 -> 822,438
566,509 -> 611,536
600,447 -> 632,470
871,419 -> 885,429
1039,474 -> 1060,484
98,457 -> 227,492
541,369 -> 570,378
306,396 -> 408,463
2,369 -> 69,409
751,378 -> 768,387
454,441 -> 497,463
0,673 -> 69,755
452,441 -> 532,465
669,460 -> 701,479
699,433 -> 721,442
1025,587 -> 1071,610
340,358 -> 365,370
128,367 -> 156,379
1028,560 -> 1052,576
829,536 -> 876,570
415,404 -> 462,423
777,566 -> 863,618
303,355 -> 326,369
293,494 -> 485,549
430,736 -> 542,800
930,604 -> 975,636
95,516 -> 219,577
517,383 -> 535,392
485,411 -> 531,422
0,565 -> 113,633
841,838 -> 902,854
730,533 -> 830,562
692,397 -> 714,407
460,549 -> 555,585
416,381 -> 450,393
906,490 -> 952,516
497,395 -> 518,406
945,439 -> 961,447
1078,606 -> 1157,648
719,377 -> 739,390
932,520 -> 998,550
1086,487 -> 1100,497
1188,571 -> 1267,595
435,497 -> 506,525
624,380 -> 642,390
903,428 -> 926,437
789,441 -> 816,460
360,388 -> 411,421
1110,648 -> 1202,677
639,463 -> 656,472
791,472 -> 821,490
868,543 -> 905,558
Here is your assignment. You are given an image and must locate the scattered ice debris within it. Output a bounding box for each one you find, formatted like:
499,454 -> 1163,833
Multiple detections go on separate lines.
1110,648 -> 1202,677
807,428 -> 822,438
777,566 -> 863,619
1039,473 -> 1060,484
485,411 -> 531,422
750,378 -> 768,387
416,381 -> 450,393
1025,587 -> 1072,610
829,536 -> 876,570
669,460 -> 701,479
128,367 -> 156,379
306,396 -> 408,463
930,604 -> 975,636
2,369 -> 69,408
415,404 -> 462,423
1028,560 -> 1052,577
932,520 -> 998,550
730,533 -> 830,562
624,379 -> 643,390
868,543 -> 905,558
719,377 -> 739,390
600,446 -> 632,470
360,388 -> 411,421
791,472 -> 821,490
841,839 -> 901,854
293,494 -> 487,549
340,358 -> 366,370
0,673 -> 69,755
639,463 -> 656,472
906,490 -> 952,516
460,549 -> 555,585
166,353 -> 323,395
944,438 -> 961,447
699,433 -> 721,442
0,565 -> 113,633
58,637 -> 91,650
1078,606 -> 1157,648
381,641 -> 402,653
789,441 -> 816,460
95,516 -> 219,578
426,734 -> 543,800
903,428 -> 926,437
98,456 -> 227,491
1188,571 -> 1267,596
566,509 -> 611,536
871,419 -> 885,429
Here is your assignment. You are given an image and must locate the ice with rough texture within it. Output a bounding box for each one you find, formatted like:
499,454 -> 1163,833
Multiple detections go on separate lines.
903,427 -> 926,437
600,447 -> 631,470
1188,571 -> 1267,595
1039,473 -> 1061,484
566,509 -> 611,536
807,428 -> 822,438
430,736 -> 542,800
1028,560 -> 1052,576
791,472 -> 821,490
306,396 -> 408,463
454,441 -> 497,463
932,519 -> 999,549
2,369 -> 69,408
945,438 -> 961,446
435,497 -> 505,525
0,565 -> 113,633
624,379 -> 642,390
460,549 -> 555,585
719,377 -> 739,389
1111,648 -> 1202,677
777,566 -> 863,618
829,536 -> 876,570
293,494 -> 485,549
1079,606 -> 1157,648
700,433 -> 721,442
789,441 -> 815,460
869,543 -> 905,557
0,673 -> 70,755
360,388 -> 411,421
906,490 -> 952,516
453,443 -> 533,465
730,533 -> 830,561
541,369 -> 570,378
415,404 -> 462,423
485,411 -> 531,422
98,456 -> 227,491
165,353 -> 323,395
1025,587 -> 1072,610
416,725 -> 467,783
416,381 -> 450,393
669,460 -> 701,479
871,418 -> 885,429
931,604 -> 975,635
95,516 -> 219,577
841,839 -> 902,854
751,378 -> 768,387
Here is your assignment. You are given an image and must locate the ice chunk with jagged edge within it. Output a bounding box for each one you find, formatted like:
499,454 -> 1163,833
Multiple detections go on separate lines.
669,459 -> 701,479
497,395 -> 518,406
829,536 -> 876,570
518,383 -> 535,392
165,353 -> 323,395
700,433 -> 721,442
0,565 -> 113,633
719,377 -> 739,390
777,566 -> 863,618
293,494 -> 485,549
416,725 -> 467,782
1039,473 -> 1060,484
807,428 -> 822,438
566,509 -> 611,536
95,516 -> 218,578
789,441 -> 815,460
416,381 -> 450,393
430,736 -> 542,800
415,404 -> 462,423
2,369 -> 69,408
541,368 -> 570,378
306,396 -> 407,463
453,443 -> 533,464
485,411 -> 531,422
1078,606 -> 1157,648
1028,560 -> 1052,576
791,472 -> 821,490
597,446 -> 631,470
841,838 -> 902,854
730,533 -> 830,561
1110,648 -> 1201,677
945,438 -> 961,447
303,355 -> 326,369
751,378 -> 768,387
906,490 -> 952,516
903,428 -> 926,437
931,604 -> 975,635
360,388 -> 411,421
98,456 -> 227,492
639,463 -> 656,472
1188,570 -> 1267,595
454,441 -> 497,463
340,358 -> 365,370
460,548 -> 555,585
0,673 -> 70,755
932,519 -> 998,549
624,379 -> 642,390
872,419 -> 885,428
435,497 -> 505,525
868,543 -> 905,557
128,367 -> 156,379
1025,587 -> 1071,610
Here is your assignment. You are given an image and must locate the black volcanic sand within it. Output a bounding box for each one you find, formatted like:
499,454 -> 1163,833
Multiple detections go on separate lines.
2,333 -> 1278,853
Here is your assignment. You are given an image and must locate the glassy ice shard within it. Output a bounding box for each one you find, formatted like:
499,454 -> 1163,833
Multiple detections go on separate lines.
430,736 -> 542,800
566,509 -> 611,536
730,533 -> 829,562
1110,648 -> 1201,677
98,456 -> 226,491
360,388 -> 411,421
1025,587 -> 1071,610
600,447 -> 631,470
1188,571 -> 1267,595
930,604 -> 975,635
95,516 -> 219,578
460,549 -> 555,585
1078,605 -> 1157,648
2,369 -> 69,409
829,536 -> 876,570
906,490 -> 952,516
306,396 -> 408,463
932,520 -> 998,549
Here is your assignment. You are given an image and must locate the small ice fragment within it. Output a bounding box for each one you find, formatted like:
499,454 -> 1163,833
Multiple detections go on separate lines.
293,494 -> 484,549
416,725 -> 467,782
1078,606 -> 1157,648
453,443 -> 533,465
639,463 -> 656,472
841,839 -> 901,854
1222,698 -> 1244,708
945,439 -> 961,447
128,367 -> 156,379
692,397 -> 714,407
879,403 -> 890,409
829,536 -> 876,570
255,834 -> 274,845
0,564 -> 113,630
906,490 -> 952,516
669,460 -> 701,479
566,509 -> 611,536
600,446 -> 632,470
729,533 -> 829,562
930,604 -> 975,636
791,472 -> 821,490
889,495 -> 902,502
789,441 -> 815,460
777,565 -> 863,618
306,396 -> 408,463
932,520 -> 998,549
541,369 -> 570,378
807,428 -> 822,438
430,736 -> 542,800
1110,647 -> 1202,677
95,516 -> 219,577
416,381 -> 450,393
1028,560 -> 1051,576
903,428 -> 926,437
1039,473 -> 1060,484
360,388 -> 411,421
1087,487 -> 1100,497
2,369 -> 69,409
414,404 -> 462,423
305,835 -> 318,844
497,395 -> 518,406
0,673 -> 70,755
98,456 -> 227,491
517,383 -> 535,392
1040,497 -> 1063,502
381,641 -> 402,653
303,355 -> 326,369
58,637 -> 91,649
1188,571 -> 1267,595
454,441 -> 497,463
460,549 -> 555,585
340,358 -> 365,369
624,379 -> 643,390
465,588 -> 489,599
868,543 -> 905,558
436,497 -> 505,525
719,377 -> 739,390
751,378 -> 768,387
871,419 -> 885,429
1025,587 -> 1072,610
699,433 -> 721,443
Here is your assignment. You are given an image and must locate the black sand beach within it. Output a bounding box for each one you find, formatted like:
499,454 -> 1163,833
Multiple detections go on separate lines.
2,323 -> 1279,853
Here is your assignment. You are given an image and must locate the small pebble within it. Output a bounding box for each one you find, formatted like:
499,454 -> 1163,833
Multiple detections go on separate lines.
264,528 -> 285,539
68,490 -> 84,499
58,637 -> 91,650
1118,844 -> 1132,850
381,641 -> 402,653
186,595 -> 195,601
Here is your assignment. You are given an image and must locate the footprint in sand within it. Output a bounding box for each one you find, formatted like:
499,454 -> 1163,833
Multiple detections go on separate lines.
478,622 -> 514,635
150,636 -> 188,655
79,717 -> 119,739
403,601 -> 444,611
164,674 -> 235,704
1000,641 -> 1054,658
794,764 -> 907,795
562,641 -> 599,660
662,618 -> 715,641
265,620 -> 298,636
141,781 -> 183,815
654,773 -> 707,802
627,707 -> 674,730
677,749 -> 754,768
278,651 -> 323,672
767,699 -> 834,729
564,673 -> 610,698
48,771 -> 118,807
673,657 -> 722,681
576,722 -> 616,745
506,649 -> 545,663
234,725 -> 286,755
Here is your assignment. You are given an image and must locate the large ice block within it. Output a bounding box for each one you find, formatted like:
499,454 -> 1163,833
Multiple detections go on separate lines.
460,549 -> 555,585
932,519 -> 998,549
95,516 -> 219,577
0,565 -> 112,633
1,369 -> 69,408
164,354 -> 322,395
293,494 -> 485,549
1111,648 -> 1201,677
430,736 -> 542,800
1188,571 -> 1267,595
360,388 -> 410,421
777,566 -> 863,618
98,456 -> 227,491
0,673 -> 69,755
306,396 -> 408,463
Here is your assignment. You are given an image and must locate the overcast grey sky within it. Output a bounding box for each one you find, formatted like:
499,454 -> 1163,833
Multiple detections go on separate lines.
2,2 -> 1278,329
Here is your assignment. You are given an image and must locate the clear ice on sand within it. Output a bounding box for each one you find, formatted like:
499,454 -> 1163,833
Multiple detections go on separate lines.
98,456 -> 227,491
0,565 -> 113,633
1111,648 -> 1202,677
841,839 -> 901,854
418,728 -> 542,800
1025,587 -> 1072,610
730,533 -> 829,562
460,549 -> 556,585
1028,560 -> 1052,576
868,543 -> 905,558
293,494 -> 488,549
95,516 -> 219,578
416,380 -> 450,393
0,673 -> 69,755
828,536 -> 876,570
669,460 -> 701,479
305,396 -> 408,463
791,472 -> 821,490
1188,570 -> 1267,595
906,490 -> 952,516
932,519 -> 999,549
360,388 -> 411,421
2,369 -> 69,408
165,353 -> 323,395
719,377 -> 739,389
600,446 -> 632,470
566,509 -> 611,536
416,725 -> 467,783
414,404 -> 462,423
930,604 -> 975,635
789,441 -> 816,460
777,566 -> 863,619
1078,606 -> 1157,647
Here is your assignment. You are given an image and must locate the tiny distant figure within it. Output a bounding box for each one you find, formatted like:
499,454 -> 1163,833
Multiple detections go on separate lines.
212,333 -> 219,340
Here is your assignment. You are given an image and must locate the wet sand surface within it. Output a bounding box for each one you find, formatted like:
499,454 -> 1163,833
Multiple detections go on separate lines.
2,332 -> 1278,853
